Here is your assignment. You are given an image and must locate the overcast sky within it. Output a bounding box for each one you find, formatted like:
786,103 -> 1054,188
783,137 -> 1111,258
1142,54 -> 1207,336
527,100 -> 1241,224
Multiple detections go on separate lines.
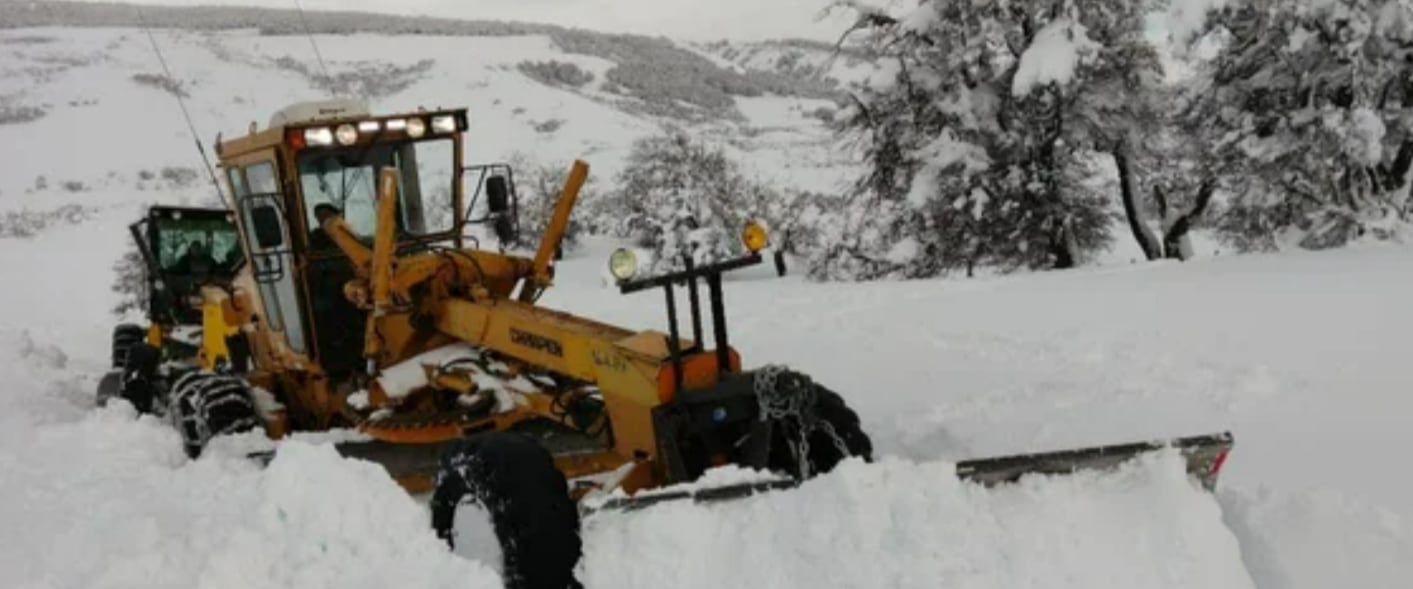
95,0 -> 901,42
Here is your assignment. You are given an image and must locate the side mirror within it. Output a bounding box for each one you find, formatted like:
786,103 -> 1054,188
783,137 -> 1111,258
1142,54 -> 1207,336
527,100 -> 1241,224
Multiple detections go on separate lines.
250,204 -> 284,249
486,175 -> 510,214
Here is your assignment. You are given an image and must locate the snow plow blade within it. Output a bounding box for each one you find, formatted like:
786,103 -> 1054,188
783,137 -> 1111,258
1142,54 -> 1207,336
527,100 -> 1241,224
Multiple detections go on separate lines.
954,431 -> 1234,491
583,431 -> 1234,515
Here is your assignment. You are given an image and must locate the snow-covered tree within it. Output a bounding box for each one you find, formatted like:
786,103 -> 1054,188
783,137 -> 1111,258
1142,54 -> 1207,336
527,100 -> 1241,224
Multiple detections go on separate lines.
810,0 -> 1161,280
1179,0 -> 1413,251
600,130 -> 809,273
1112,80 -> 1222,261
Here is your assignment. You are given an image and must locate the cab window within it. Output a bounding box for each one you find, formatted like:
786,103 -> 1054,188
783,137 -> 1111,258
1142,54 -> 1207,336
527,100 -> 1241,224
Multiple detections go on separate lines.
296,138 -> 455,249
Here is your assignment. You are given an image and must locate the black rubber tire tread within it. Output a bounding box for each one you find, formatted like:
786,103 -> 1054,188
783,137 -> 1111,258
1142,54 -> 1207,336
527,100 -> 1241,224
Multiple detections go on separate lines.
170,371 -> 261,458
111,324 -> 146,369
119,343 -> 162,414
805,386 -> 874,474
766,382 -> 874,478
430,432 -> 583,589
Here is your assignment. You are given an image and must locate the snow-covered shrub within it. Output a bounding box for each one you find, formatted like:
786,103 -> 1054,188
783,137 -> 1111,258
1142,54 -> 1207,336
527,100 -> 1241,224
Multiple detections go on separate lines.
598,130 -> 801,273
0,35 -> 54,45
0,100 -> 46,126
130,73 -> 187,98
159,167 -> 199,188
502,153 -> 598,253
0,204 -> 95,239
551,30 -> 838,122
517,60 -> 594,88
271,57 -> 434,100
531,119 -> 564,134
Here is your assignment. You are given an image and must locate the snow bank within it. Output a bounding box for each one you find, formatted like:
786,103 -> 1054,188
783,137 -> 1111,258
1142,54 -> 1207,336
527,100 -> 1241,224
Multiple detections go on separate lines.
1219,485 -> 1413,589
0,333 -> 498,589
0,429 -> 499,589
579,452 -> 1256,589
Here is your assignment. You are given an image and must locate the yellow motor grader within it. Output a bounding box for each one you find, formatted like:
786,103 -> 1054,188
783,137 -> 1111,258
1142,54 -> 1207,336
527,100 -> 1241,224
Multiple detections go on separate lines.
97,100 -> 1234,589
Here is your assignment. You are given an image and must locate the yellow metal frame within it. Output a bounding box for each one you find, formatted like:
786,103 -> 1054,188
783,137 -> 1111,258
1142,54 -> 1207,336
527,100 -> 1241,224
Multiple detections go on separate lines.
195,108 -> 738,499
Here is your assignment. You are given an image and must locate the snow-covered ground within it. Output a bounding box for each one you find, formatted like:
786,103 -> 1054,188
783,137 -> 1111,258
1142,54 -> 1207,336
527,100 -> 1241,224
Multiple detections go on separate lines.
2,21 -> 1411,589
7,226 -> 1412,588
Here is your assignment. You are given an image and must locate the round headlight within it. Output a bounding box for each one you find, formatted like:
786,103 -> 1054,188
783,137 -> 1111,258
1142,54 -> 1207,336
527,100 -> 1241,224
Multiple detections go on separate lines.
608,248 -> 638,281
335,123 -> 358,146
406,117 -> 426,138
742,220 -> 769,253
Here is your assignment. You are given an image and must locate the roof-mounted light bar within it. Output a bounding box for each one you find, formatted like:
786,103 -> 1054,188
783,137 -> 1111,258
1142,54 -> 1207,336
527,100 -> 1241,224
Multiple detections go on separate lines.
284,111 -> 468,149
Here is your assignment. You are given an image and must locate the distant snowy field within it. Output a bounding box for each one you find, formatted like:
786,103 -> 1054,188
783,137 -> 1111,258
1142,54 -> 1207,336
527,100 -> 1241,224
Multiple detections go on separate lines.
1,23 -> 1411,589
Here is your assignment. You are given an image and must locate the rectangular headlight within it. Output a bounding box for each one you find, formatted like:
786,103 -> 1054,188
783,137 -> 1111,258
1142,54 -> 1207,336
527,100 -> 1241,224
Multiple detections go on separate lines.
431,115 -> 457,134
385,118 -> 407,131
303,127 -> 334,146
357,120 -> 380,133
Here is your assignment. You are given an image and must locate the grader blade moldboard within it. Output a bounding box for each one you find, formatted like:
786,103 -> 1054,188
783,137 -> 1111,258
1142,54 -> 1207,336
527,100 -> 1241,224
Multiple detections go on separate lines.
955,431 -> 1234,491
245,438 -> 462,492
584,431 -> 1234,516
583,477 -> 803,516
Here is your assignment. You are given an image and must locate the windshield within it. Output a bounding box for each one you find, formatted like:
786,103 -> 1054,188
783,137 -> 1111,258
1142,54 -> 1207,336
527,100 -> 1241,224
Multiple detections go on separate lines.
296,138 -> 455,250
153,213 -> 243,276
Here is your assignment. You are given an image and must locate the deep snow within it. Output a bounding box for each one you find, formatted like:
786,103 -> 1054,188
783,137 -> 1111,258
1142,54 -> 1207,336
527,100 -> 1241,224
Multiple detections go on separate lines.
5,227 -> 1412,588
2,21 -> 1411,589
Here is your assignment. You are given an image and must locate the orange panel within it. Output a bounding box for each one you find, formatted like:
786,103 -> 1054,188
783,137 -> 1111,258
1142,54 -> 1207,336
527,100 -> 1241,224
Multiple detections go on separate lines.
656,349 -> 741,402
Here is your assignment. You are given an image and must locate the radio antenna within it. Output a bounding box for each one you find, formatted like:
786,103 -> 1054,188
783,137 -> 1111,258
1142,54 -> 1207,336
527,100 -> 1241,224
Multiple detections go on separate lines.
133,6 -> 228,208
291,0 -> 335,95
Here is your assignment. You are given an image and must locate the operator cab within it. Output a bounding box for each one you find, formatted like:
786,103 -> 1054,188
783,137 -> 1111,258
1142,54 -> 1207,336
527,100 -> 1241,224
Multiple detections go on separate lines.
215,99 -> 521,387
129,206 -> 244,325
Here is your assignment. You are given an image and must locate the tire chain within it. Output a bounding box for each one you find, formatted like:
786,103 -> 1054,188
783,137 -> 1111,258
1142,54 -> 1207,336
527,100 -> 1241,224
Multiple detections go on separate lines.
170,371 -> 261,456
752,364 -> 852,480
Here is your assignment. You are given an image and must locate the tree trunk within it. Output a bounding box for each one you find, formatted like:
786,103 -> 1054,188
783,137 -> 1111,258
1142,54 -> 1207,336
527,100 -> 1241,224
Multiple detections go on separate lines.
1113,145 -> 1162,260
1049,218 -> 1078,269
1387,139 -> 1413,193
1162,178 -> 1217,261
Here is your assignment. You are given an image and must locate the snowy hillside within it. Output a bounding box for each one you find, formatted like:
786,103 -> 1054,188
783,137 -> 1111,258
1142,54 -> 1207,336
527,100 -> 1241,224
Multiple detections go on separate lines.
2,3 -> 1412,589
0,6 -> 864,222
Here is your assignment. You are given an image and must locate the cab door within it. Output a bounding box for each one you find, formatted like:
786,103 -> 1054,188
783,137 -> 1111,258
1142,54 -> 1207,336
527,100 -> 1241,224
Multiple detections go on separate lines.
226,157 -> 309,356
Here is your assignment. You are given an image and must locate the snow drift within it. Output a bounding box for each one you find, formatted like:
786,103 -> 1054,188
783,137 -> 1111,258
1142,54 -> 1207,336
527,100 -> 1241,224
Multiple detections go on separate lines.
0,324 -> 1257,589
0,382 -> 499,589
581,452 -> 1254,589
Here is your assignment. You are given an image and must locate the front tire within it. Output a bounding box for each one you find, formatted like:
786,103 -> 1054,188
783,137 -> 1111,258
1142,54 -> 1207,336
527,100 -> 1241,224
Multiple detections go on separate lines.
118,342 -> 162,414
760,368 -> 873,479
803,386 -> 873,474
170,371 -> 261,458
430,432 -> 582,589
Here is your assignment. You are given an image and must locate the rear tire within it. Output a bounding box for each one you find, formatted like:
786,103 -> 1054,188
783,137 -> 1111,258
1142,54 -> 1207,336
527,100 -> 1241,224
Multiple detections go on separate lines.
430,432 -> 583,589
170,371 -> 261,458
111,324 -> 145,369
